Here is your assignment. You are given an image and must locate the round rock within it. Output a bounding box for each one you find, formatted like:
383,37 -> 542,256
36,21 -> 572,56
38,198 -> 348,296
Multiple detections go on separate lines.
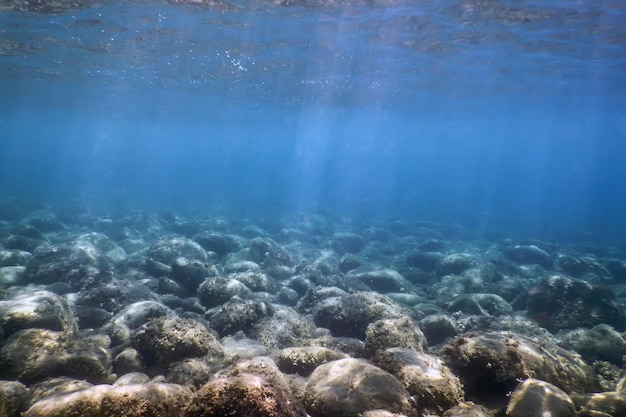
303,358 -> 416,417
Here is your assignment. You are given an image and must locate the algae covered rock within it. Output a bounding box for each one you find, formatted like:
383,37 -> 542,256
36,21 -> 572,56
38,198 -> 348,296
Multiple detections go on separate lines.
560,324 -> 626,365
0,380 -> 28,417
506,378 -> 576,417
185,373 -> 306,417
374,348 -> 464,415
347,267 -> 411,293
207,298 -> 274,337
364,315 -> 427,357
131,316 -> 225,371
276,346 -> 346,376
0,329 -> 111,384
313,292 -> 406,339
0,289 -> 77,337
526,275 -> 626,332
99,383 -> 192,417
442,331 -> 599,400
303,358 -> 416,417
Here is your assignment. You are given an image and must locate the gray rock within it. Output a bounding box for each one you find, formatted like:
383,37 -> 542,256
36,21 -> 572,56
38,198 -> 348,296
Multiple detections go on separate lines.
436,253 -> 477,277
419,314 -> 459,346
171,256 -> 214,292
443,402 -> 490,417
0,249 -> 31,266
443,331 -> 599,400
347,267 -> 411,293
364,316 -> 427,357
0,266 -> 25,286
131,316 -> 225,371
192,232 -> 241,257
504,245 -> 551,267
148,236 -> 208,265
113,348 -> 144,376
25,377 -> 93,409
207,298 -> 274,337
0,289 -> 77,337
114,372 -> 150,386
331,232 -> 365,254
197,277 -> 250,309
303,358 -> 416,417
313,292 -> 406,339
447,293 -> 513,316
374,348 -> 464,415
222,332 -> 267,358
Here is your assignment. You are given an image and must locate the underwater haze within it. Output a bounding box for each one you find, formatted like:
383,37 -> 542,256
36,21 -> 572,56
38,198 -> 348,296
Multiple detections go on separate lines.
1,0 -> 626,243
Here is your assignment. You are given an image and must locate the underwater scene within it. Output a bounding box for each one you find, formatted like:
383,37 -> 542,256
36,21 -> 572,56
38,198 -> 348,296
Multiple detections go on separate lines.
1,0 -> 626,416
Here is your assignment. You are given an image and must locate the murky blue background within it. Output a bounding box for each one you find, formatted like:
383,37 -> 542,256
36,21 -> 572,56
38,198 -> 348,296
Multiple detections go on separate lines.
1,1 -> 625,242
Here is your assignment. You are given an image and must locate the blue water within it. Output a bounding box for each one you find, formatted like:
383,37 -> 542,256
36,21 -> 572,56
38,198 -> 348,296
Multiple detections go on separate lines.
0,0 -> 625,242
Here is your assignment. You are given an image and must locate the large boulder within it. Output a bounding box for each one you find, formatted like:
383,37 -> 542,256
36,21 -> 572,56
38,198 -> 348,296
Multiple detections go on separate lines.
0,329 -> 110,384
99,383 -> 192,417
0,380 -> 28,417
506,379 -> 576,417
22,385 -> 111,417
185,373 -> 306,417
0,290 -> 77,337
131,316 -> 226,372
442,331 -> 599,401
526,275 -> 626,332
303,358 -> 416,417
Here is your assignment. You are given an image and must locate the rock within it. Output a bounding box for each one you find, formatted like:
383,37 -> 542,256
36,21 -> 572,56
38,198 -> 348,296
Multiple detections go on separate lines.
331,232 -> 365,254
25,377 -> 93,408
555,254 -> 608,279
276,346 -> 346,376
504,245 -> 551,267
303,358 -> 416,417
25,240 -> 109,288
185,373 -> 306,417
313,292 -> 406,339
207,298 -> 274,337
506,378 -> 576,417
0,329 -> 111,384
442,332 -> 599,401
167,356 -> 228,388
25,210 -> 66,232
0,249 -> 31,266
436,253 -> 477,277
110,301 -> 173,331
5,233 -> 47,252
171,256 -> 214,292
228,270 -> 277,293
76,274 -> 158,324
347,267 -> 411,293
605,259 -> 626,281
0,289 -> 77,337
131,316 -> 225,372
526,275 -> 626,332
197,276 -> 251,309
114,372 -> 150,386
278,287 -> 300,306
22,385 -> 111,417
443,402 -> 490,417
374,348 -> 464,415
447,293 -> 513,316
192,232 -> 240,257
559,324 -> 626,365
0,380 -> 28,417
574,392 -> 626,417
431,269 -> 486,303
148,236 -> 208,265
252,306 -> 316,350
99,383 -> 192,417
364,316 -> 427,357
338,254 -> 362,274
221,333 -> 266,359
419,314 -> 459,346
406,250 -> 442,271
297,286 -> 347,314
247,237 -> 293,268
0,266 -> 25,287
113,348 -> 144,375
